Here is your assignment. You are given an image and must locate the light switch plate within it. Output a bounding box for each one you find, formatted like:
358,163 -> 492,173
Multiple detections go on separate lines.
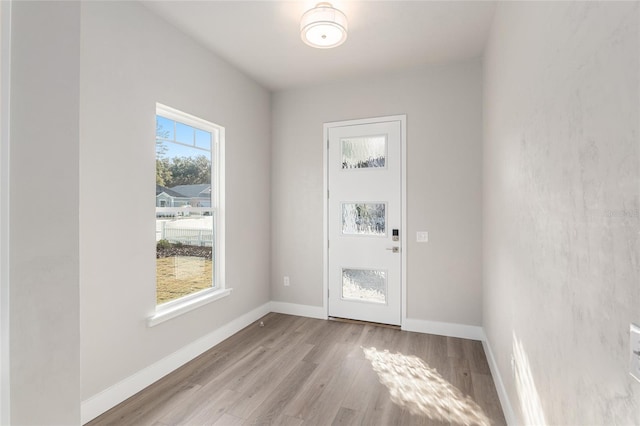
630,323 -> 640,382
416,231 -> 429,242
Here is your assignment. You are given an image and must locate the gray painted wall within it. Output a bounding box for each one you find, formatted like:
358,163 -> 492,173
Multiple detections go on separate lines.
483,2 -> 640,424
9,2 -> 81,424
0,1 -> 9,423
79,2 -> 271,400
271,61 -> 483,326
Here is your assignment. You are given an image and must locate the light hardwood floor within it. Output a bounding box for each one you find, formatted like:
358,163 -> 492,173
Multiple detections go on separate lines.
88,313 -> 506,426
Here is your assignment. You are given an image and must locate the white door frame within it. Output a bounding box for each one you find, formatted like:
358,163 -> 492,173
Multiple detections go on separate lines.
323,115 -> 407,326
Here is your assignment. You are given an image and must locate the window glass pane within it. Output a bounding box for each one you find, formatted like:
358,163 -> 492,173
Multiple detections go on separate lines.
176,122 -> 194,145
195,129 -> 212,150
342,203 -> 386,235
156,116 -> 174,140
156,111 -> 215,306
172,142 -> 209,164
341,135 -> 386,169
342,268 -> 386,304
156,224 -> 213,304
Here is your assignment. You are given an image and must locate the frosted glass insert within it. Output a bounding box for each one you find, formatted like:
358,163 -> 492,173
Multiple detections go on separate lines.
342,203 -> 385,235
342,136 -> 386,169
342,269 -> 386,304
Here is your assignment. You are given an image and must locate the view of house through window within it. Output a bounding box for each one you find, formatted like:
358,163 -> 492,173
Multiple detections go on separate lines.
155,106 -> 220,305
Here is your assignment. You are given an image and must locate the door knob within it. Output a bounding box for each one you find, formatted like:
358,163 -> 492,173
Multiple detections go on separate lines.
386,247 -> 400,253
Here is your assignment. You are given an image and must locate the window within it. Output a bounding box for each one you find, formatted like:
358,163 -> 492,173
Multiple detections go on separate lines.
150,104 -> 228,326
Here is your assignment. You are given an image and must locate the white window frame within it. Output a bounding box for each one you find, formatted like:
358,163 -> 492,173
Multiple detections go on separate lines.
148,103 -> 229,327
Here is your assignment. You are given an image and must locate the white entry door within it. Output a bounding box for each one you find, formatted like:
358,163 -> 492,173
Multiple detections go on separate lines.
327,117 -> 404,325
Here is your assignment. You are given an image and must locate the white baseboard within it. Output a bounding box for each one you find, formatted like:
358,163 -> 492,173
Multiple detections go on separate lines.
402,318 -> 485,341
80,302 -> 271,424
269,301 -> 327,320
482,336 -> 516,425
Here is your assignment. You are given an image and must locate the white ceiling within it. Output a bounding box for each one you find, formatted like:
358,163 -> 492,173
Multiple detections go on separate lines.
142,1 -> 496,91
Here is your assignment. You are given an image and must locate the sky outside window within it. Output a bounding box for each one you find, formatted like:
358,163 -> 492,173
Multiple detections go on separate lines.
156,115 -> 212,159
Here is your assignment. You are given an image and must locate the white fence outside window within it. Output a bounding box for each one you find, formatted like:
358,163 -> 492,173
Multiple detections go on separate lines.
156,207 -> 214,247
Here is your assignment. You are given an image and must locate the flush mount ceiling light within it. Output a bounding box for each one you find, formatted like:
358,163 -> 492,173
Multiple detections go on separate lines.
300,2 -> 348,49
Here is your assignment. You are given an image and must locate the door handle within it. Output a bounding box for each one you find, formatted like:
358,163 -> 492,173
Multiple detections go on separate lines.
386,247 -> 400,253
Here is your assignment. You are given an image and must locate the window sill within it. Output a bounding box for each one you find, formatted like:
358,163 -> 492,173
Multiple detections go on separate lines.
148,288 -> 232,327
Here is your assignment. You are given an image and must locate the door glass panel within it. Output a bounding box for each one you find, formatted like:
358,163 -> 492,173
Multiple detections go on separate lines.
341,135 -> 386,169
342,203 -> 385,235
342,268 -> 386,304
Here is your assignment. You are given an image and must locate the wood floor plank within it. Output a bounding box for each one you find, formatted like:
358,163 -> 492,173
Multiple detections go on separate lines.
282,342 -> 350,418
213,413 -> 244,426
362,324 -> 398,351
341,355 -> 381,412
471,373 -> 507,426
261,315 -> 310,349
342,324 -> 375,360
404,329 -> 430,359
225,325 -> 314,394
271,414 -> 304,426
356,382 -> 396,425
463,339 -> 492,375
242,360 -> 318,425
146,381 -> 208,425
178,389 -> 242,425
173,350 -> 234,387
226,342 -> 315,418
200,345 -> 271,387
447,356 -> 474,399
446,336 -> 464,358
394,406 -> 448,426
87,314 -> 507,426
426,334 -> 450,373
331,407 -> 357,426
302,320 -> 352,364
289,354 -> 363,424
337,322 -> 367,346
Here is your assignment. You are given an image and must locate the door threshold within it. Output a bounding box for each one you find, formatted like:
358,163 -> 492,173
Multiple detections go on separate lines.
328,316 -> 401,330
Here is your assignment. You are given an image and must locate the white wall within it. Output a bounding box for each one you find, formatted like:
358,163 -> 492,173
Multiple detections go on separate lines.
9,2 -> 81,424
0,1 -> 9,423
271,61 -> 483,327
79,0 -> 270,403
483,2 -> 640,424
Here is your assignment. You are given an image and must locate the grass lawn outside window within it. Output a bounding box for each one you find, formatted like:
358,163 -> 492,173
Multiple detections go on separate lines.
156,242 -> 213,305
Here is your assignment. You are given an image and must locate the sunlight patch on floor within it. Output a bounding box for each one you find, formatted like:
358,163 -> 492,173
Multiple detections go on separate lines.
363,346 -> 491,426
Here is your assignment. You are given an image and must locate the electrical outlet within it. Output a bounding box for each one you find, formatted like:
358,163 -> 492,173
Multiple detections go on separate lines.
630,323 -> 640,382
283,276 -> 290,287
416,231 -> 429,242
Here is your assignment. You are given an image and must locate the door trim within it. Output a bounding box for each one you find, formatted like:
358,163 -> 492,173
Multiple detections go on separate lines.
323,115 -> 407,326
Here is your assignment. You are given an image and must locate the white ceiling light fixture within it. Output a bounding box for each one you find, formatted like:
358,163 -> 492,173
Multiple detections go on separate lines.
300,2 -> 348,49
